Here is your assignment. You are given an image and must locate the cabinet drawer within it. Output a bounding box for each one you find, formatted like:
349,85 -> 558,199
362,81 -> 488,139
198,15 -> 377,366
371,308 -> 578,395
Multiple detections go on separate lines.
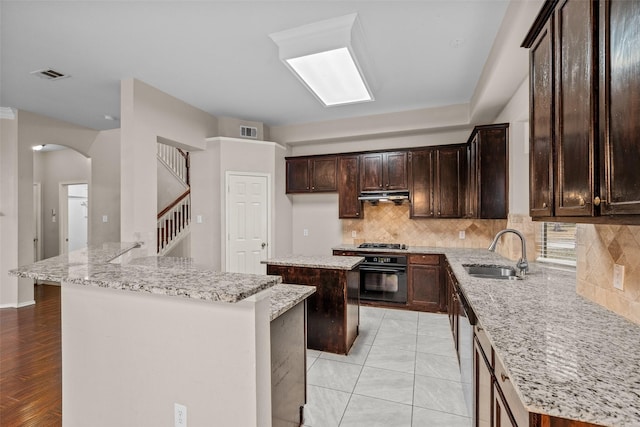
408,254 -> 440,265
494,352 -> 529,427
474,324 -> 492,367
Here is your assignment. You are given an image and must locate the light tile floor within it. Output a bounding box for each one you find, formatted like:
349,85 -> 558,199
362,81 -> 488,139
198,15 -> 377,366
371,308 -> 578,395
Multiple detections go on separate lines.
303,306 -> 472,427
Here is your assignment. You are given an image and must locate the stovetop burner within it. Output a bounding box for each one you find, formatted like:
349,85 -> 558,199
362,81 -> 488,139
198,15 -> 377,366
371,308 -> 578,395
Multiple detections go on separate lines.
358,242 -> 407,250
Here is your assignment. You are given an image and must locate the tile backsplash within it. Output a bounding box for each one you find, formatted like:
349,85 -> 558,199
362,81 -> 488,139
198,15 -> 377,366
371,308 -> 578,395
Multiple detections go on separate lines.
341,203 -> 507,249
577,224 -> 640,324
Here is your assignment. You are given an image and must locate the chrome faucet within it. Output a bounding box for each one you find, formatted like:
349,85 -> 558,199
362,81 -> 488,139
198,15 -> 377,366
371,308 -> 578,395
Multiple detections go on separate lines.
488,229 -> 529,276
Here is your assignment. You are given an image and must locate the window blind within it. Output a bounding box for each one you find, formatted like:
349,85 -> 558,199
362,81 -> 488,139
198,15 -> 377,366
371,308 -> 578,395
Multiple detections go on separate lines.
536,222 -> 577,266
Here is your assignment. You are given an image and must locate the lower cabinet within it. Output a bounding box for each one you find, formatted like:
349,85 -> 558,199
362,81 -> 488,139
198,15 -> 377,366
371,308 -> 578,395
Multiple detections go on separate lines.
407,254 -> 444,312
475,334 -> 493,427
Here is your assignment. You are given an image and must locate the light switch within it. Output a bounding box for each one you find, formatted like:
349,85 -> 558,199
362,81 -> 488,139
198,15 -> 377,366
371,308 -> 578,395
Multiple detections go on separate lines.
613,264 -> 624,290
351,231 -> 357,238
303,229 -> 309,236
459,230 -> 466,240
102,215 -> 108,223
196,215 -> 203,224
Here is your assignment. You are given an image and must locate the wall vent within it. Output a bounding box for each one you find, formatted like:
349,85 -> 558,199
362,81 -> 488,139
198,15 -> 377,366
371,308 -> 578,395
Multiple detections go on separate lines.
30,68 -> 70,81
240,126 -> 258,139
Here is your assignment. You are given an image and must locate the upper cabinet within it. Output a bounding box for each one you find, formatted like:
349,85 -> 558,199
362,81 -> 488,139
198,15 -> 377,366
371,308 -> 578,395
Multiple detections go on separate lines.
465,124 -> 509,219
338,155 -> 362,219
360,151 -> 408,191
523,0 -> 640,222
286,155 -> 337,193
409,145 -> 466,219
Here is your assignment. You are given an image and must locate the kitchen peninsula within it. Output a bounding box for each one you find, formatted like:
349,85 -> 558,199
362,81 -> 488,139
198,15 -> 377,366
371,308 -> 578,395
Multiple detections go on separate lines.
263,255 -> 363,355
10,243 -> 315,427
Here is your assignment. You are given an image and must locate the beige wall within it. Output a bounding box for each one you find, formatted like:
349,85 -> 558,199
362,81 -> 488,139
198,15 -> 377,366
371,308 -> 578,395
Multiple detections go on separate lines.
120,79 -> 218,253
33,149 -> 91,259
88,129 -> 121,247
577,225 -> 640,324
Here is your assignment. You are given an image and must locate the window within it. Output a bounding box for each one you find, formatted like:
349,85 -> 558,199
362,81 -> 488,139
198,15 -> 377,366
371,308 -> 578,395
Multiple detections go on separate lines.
537,222 -> 577,266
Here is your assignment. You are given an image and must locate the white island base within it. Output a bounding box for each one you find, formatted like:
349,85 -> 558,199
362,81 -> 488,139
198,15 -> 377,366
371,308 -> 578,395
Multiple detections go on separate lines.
62,282 -> 273,426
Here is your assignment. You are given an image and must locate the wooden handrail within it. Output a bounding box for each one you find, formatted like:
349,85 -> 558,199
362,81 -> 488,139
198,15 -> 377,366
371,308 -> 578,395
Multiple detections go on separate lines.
157,189 -> 191,219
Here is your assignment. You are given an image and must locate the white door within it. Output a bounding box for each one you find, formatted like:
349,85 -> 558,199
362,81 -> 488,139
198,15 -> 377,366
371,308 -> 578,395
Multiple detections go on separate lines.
226,173 -> 269,274
60,183 -> 88,254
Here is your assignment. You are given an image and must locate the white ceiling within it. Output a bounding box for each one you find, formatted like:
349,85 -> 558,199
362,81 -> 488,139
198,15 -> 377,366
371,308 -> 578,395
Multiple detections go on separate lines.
1,1 -> 514,132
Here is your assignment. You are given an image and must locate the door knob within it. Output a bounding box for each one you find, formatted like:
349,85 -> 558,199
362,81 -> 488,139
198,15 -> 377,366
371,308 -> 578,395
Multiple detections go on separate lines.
261,242 -> 267,249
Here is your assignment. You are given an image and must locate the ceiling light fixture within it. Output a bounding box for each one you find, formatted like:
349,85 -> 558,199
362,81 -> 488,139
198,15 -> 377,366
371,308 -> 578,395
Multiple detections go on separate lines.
32,144 -> 45,151
269,13 -> 374,107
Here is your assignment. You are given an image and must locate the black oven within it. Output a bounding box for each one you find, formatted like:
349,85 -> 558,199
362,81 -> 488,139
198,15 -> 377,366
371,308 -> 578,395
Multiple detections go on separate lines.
358,254 -> 407,304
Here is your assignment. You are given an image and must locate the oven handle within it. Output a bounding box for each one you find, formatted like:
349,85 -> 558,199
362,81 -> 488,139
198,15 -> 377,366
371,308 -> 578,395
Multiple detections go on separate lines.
359,266 -> 406,274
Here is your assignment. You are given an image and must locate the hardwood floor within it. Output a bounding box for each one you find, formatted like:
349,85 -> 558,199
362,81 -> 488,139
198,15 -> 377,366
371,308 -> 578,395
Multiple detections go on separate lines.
0,284 -> 62,426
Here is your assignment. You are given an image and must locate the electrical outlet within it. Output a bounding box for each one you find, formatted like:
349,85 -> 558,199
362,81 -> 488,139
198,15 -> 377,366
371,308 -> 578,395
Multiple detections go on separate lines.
613,264 -> 625,290
102,215 -> 108,223
175,403 -> 187,427
303,229 -> 309,236
196,215 -> 203,224
351,231 -> 357,238
459,230 -> 465,240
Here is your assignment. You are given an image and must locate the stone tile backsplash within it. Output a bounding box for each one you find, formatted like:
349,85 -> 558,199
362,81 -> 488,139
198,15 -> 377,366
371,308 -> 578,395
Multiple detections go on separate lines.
577,224 -> 640,324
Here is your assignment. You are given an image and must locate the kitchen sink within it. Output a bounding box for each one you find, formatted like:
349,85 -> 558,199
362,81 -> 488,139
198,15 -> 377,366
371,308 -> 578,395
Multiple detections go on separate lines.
462,264 -> 521,280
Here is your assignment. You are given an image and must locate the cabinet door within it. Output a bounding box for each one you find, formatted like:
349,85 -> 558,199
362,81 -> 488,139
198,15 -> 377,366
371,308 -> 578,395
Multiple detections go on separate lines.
492,383 -> 517,427
478,127 -> 508,219
409,149 -> 435,218
408,264 -> 441,312
310,156 -> 337,192
474,338 -> 492,427
466,136 -> 478,218
529,19 -> 555,218
338,155 -> 362,219
554,0 -> 597,216
384,151 -> 408,190
286,158 -> 310,193
360,153 -> 384,191
599,0 -> 640,215
436,146 -> 465,218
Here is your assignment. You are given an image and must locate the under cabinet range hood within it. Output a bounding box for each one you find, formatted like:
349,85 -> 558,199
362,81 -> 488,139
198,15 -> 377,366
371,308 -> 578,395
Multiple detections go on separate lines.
358,190 -> 409,205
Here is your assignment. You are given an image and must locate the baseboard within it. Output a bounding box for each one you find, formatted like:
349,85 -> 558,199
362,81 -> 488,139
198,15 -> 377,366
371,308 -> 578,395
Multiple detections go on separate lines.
0,300 -> 36,308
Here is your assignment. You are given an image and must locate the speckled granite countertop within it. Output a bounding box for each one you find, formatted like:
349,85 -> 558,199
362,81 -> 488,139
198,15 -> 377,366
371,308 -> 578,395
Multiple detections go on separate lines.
269,284 -> 315,321
334,244 -> 640,427
10,244 -> 282,303
262,254 -> 364,270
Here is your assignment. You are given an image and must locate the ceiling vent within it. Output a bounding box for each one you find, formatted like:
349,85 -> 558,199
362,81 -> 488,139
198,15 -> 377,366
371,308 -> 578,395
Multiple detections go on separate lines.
30,68 -> 70,81
240,126 -> 258,139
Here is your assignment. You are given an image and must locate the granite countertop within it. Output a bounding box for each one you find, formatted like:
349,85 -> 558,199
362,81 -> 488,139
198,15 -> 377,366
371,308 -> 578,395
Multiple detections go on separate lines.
334,244 -> 640,426
262,254 -> 364,270
10,244 -> 282,304
269,284 -> 316,321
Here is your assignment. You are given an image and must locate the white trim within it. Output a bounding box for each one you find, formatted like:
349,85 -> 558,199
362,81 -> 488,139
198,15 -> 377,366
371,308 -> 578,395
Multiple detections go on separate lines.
0,300 -> 36,308
205,136 -> 286,151
0,107 -> 16,119
224,171 -> 272,273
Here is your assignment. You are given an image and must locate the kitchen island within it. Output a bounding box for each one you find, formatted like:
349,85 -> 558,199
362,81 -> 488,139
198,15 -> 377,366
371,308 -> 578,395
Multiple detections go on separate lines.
11,243 -> 315,427
333,244 -> 640,427
263,255 -> 363,355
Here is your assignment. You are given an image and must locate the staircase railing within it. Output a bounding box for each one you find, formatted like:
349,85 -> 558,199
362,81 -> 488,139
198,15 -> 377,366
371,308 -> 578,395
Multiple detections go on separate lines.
157,143 -> 190,186
157,189 -> 191,254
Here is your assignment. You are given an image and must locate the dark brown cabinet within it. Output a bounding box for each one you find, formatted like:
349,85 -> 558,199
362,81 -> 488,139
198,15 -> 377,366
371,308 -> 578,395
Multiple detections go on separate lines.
360,151 -> 408,191
465,124 -> 509,219
338,155 -> 362,219
409,145 -> 466,218
524,0 -> 640,223
407,254 -> 443,312
285,155 -> 337,193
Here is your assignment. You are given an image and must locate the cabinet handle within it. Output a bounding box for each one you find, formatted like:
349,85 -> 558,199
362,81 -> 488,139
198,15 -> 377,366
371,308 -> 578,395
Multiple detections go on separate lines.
437,211 -> 441,216
356,212 -> 359,216
430,211 -> 433,216
542,202 -> 547,208
312,186 -> 315,190
477,327 -> 484,331
579,197 -> 586,207
500,373 -> 509,383
594,196 -> 606,206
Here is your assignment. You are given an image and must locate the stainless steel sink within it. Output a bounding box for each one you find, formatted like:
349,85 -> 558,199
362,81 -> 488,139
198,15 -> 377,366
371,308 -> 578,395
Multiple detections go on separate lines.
462,264 -> 521,280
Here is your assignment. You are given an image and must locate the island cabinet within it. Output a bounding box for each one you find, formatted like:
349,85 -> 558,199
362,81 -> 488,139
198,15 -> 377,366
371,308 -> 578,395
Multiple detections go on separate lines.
465,124 -> 509,219
360,151 -> 408,191
407,254 -> 445,312
409,145 -> 466,218
266,263 -> 360,355
286,155 -> 337,193
523,0 -> 640,222
338,155 -> 362,219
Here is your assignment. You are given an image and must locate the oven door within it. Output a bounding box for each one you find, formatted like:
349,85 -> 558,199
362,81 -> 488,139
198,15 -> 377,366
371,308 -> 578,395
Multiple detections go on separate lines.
359,265 -> 408,304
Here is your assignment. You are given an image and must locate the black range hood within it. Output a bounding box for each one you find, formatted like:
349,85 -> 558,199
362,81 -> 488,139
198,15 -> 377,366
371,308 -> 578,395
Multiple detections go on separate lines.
358,190 -> 409,205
